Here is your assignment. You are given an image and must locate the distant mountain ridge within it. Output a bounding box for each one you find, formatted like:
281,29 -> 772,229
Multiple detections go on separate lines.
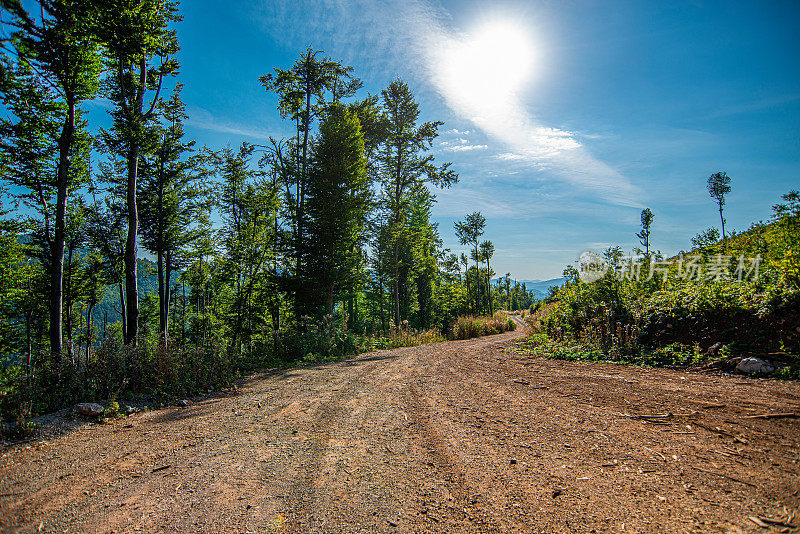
492,277 -> 567,299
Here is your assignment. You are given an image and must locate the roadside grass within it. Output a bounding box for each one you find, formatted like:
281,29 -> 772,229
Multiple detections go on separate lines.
511,329 -> 800,379
510,331 -> 695,367
449,313 -> 516,340
367,327 -> 446,350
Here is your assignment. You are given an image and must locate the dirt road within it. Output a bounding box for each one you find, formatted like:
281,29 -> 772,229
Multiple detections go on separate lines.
2,318 -> 799,533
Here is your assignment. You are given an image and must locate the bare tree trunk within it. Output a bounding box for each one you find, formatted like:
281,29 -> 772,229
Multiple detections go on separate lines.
49,99 -> 75,364
181,280 -> 186,346
465,272 -> 472,315
124,144 -> 140,346
485,258 -> 493,316
393,242 -> 400,327
25,310 -> 32,390
348,292 -> 354,331
378,275 -> 386,334
85,301 -> 94,363
164,251 -> 172,346
118,281 -> 126,337
157,247 -> 165,342
65,246 -> 75,366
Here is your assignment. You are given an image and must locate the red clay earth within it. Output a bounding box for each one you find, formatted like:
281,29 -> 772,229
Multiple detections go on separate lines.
2,317 -> 798,533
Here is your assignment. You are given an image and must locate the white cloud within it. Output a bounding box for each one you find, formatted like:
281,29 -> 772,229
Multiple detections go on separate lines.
251,0 -> 642,207
445,144 -> 488,152
496,152 -> 525,161
425,22 -> 641,206
186,106 -> 268,139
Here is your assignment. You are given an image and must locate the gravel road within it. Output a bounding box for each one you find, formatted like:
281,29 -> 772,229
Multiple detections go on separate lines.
2,317 -> 799,533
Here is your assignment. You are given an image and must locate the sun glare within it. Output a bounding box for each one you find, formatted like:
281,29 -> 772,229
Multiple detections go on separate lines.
437,21 -> 536,110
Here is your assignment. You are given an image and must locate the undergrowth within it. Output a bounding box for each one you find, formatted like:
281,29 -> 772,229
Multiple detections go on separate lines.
449,313 -> 516,340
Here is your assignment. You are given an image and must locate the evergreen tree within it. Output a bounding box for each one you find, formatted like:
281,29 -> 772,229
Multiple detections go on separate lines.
260,48 -> 360,328
138,86 -> 202,346
636,208 -> 654,256
455,212 -> 486,313
378,80 -> 457,326
408,188 -> 441,329
304,104 -> 371,315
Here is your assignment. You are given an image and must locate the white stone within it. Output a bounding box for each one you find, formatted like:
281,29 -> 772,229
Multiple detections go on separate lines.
75,403 -> 104,416
735,357 -> 775,375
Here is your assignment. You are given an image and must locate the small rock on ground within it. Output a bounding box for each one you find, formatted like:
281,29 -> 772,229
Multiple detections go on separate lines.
75,403 -> 104,417
736,357 -> 775,375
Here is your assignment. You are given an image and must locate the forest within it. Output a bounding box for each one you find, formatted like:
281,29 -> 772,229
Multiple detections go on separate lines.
0,1 -> 529,431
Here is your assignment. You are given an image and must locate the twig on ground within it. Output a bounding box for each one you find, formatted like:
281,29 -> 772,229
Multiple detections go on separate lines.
742,413 -> 797,420
643,447 -> 666,461
694,466 -> 756,487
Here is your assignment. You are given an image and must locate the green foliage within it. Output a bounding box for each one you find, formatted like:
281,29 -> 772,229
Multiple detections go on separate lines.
455,212 -> 487,314
707,171 -> 732,240
304,104 -> 370,315
1,36 -> 502,435
449,314 -> 515,340
771,190 -> 800,291
378,79 -> 457,327
103,400 -> 120,419
521,191 -> 800,374
691,227 -> 720,249
774,365 -> 800,381
636,208 -> 654,255
292,312 -> 361,363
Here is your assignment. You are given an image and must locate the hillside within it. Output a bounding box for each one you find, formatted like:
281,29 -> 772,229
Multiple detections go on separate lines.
92,259 -> 182,328
519,192 -> 800,377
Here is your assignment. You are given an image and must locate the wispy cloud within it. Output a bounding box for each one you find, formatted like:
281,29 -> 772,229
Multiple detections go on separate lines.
445,144 -> 488,152
424,20 -> 641,206
251,0 -> 641,206
438,137 -> 488,152
496,152 -> 525,161
186,106 -> 269,139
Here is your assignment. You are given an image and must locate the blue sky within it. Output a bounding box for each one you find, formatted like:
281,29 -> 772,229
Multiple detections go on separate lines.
142,0 -> 800,279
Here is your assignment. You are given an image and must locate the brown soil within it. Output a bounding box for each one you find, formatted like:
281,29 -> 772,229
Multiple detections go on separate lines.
2,317 -> 799,533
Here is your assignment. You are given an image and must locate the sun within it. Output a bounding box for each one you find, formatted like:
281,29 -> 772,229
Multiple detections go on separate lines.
436,20 -> 536,111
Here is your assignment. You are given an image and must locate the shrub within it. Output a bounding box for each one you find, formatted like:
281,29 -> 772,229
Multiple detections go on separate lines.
449,313 -> 516,340
369,325 -> 445,350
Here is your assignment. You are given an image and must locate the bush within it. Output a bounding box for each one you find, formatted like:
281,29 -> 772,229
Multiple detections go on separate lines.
523,246 -> 800,371
368,325 -> 445,350
449,313 -> 515,340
